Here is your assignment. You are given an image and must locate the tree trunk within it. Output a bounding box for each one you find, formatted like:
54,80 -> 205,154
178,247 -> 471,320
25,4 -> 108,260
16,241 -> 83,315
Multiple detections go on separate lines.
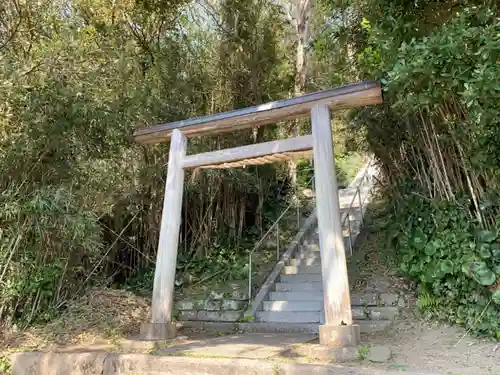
287,0 -> 310,186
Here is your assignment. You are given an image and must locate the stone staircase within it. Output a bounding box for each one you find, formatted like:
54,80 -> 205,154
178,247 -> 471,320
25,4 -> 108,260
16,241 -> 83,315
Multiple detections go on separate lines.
179,161 -> 401,334
253,228 -> 400,333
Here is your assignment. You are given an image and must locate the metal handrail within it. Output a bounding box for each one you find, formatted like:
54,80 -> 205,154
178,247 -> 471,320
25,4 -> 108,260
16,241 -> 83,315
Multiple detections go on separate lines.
341,159 -> 376,255
247,159 -> 376,299
248,176 -> 314,299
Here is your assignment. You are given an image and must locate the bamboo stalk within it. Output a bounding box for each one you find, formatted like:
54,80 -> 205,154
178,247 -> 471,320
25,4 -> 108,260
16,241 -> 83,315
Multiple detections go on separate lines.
427,109 -> 454,200
453,135 -> 484,226
0,232 -> 23,285
420,111 -> 448,199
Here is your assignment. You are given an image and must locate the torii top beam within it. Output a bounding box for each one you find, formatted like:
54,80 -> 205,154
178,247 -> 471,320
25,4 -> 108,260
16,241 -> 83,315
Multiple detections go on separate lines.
133,81 -> 382,144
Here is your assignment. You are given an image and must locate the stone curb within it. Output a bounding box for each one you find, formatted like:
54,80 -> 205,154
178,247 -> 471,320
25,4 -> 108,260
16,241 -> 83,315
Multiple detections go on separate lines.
279,363 -> 441,375
11,352 -> 442,375
179,319 -> 392,334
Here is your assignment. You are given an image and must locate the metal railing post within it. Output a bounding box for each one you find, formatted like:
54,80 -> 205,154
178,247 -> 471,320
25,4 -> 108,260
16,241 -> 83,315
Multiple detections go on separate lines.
248,253 -> 252,299
276,224 -> 280,260
296,197 -> 300,229
358,189 -> 364,226
347,216 -> 353,256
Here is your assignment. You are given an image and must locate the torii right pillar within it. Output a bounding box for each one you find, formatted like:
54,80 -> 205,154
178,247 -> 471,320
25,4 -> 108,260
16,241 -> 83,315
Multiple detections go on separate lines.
311,103 -> 360,347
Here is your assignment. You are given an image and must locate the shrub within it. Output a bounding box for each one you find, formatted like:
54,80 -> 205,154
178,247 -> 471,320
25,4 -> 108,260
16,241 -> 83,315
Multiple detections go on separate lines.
0,185 -> 101,325
382,186 -> 500,338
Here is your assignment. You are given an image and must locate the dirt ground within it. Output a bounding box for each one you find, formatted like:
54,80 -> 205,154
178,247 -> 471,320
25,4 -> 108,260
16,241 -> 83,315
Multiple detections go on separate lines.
2,230 -> 499,375
361,316 -> 499,375
3,290 -> 498,375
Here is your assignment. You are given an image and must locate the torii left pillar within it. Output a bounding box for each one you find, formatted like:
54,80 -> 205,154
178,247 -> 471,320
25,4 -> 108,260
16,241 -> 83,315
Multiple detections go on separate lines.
141,129 -> 187,339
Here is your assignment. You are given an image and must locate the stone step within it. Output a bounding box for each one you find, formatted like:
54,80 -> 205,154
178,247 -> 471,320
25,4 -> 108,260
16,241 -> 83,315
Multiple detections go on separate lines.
289,257 -> 321,267
299,247 -> 320,254
305,232 -> 319,242
239,320 -> 391,334
256,311 -> 321,323
180,320 -> 392,334
356,320 -> 392,333
294,252 -> 321,261
240,322 -> 321,333
261,302 -> 398,320
255,307 -> 397,324
274,282 -> 323,292
299,244 -> 320,252
297,237 -> 353,254
179,306 -> 397,324
351,293 -> 378,306
269,291 -> 323,301
179,310 -> 244,322
351,307 -> 366,320
268,291 -> 399,307
281,265 -> 322,275
176,299 -> 246,311
351,293 -> 401,307
295,242 -> 360,261
379,293 -> 401,306
300,265 -> 322,273
280,273 -> 322,283
263,300 -> 322,312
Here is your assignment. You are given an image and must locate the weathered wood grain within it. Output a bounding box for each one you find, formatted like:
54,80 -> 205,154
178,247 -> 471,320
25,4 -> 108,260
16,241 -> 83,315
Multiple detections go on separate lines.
134,81 -> 382,144
311,103 -> 353,327
181,135 -> 313,169
151,129 -> 187,323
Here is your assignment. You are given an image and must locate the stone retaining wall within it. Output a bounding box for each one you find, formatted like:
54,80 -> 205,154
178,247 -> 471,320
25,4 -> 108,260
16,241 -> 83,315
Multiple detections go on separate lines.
175,290 -> 249,322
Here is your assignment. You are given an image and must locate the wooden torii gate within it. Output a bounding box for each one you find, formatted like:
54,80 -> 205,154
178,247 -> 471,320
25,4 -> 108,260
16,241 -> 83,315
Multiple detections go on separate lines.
134,81 -> 382,346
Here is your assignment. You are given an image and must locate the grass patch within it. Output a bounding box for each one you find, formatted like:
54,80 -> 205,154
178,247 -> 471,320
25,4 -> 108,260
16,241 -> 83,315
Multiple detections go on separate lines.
0,355 -> 11,374
357,344 -> 370,360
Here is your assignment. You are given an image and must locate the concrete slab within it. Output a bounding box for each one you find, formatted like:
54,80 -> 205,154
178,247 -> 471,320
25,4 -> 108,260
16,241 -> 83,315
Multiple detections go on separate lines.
11,352 -> 442,375
280,274 -> 322,282
106,354 -> 275,375
290,344 -> 360,362
256,310 -> 321,323
279,363 -> 441,375
180,319 -> 391,334
263,300 -> 323,312
11,352 -> 108,375
274,281 -> 323,292
268,291 -> 324,301
155,333 -> 316,359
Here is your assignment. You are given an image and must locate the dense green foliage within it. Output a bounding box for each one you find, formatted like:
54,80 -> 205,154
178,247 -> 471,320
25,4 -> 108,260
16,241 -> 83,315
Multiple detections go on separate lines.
342,2 -> 500,337
384,192 -> 500,338
0,0 -> 361,325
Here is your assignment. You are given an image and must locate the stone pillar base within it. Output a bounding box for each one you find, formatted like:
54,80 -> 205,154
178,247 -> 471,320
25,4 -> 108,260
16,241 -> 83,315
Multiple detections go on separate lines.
140,322 -> 176,340
319,324 -> 360,347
